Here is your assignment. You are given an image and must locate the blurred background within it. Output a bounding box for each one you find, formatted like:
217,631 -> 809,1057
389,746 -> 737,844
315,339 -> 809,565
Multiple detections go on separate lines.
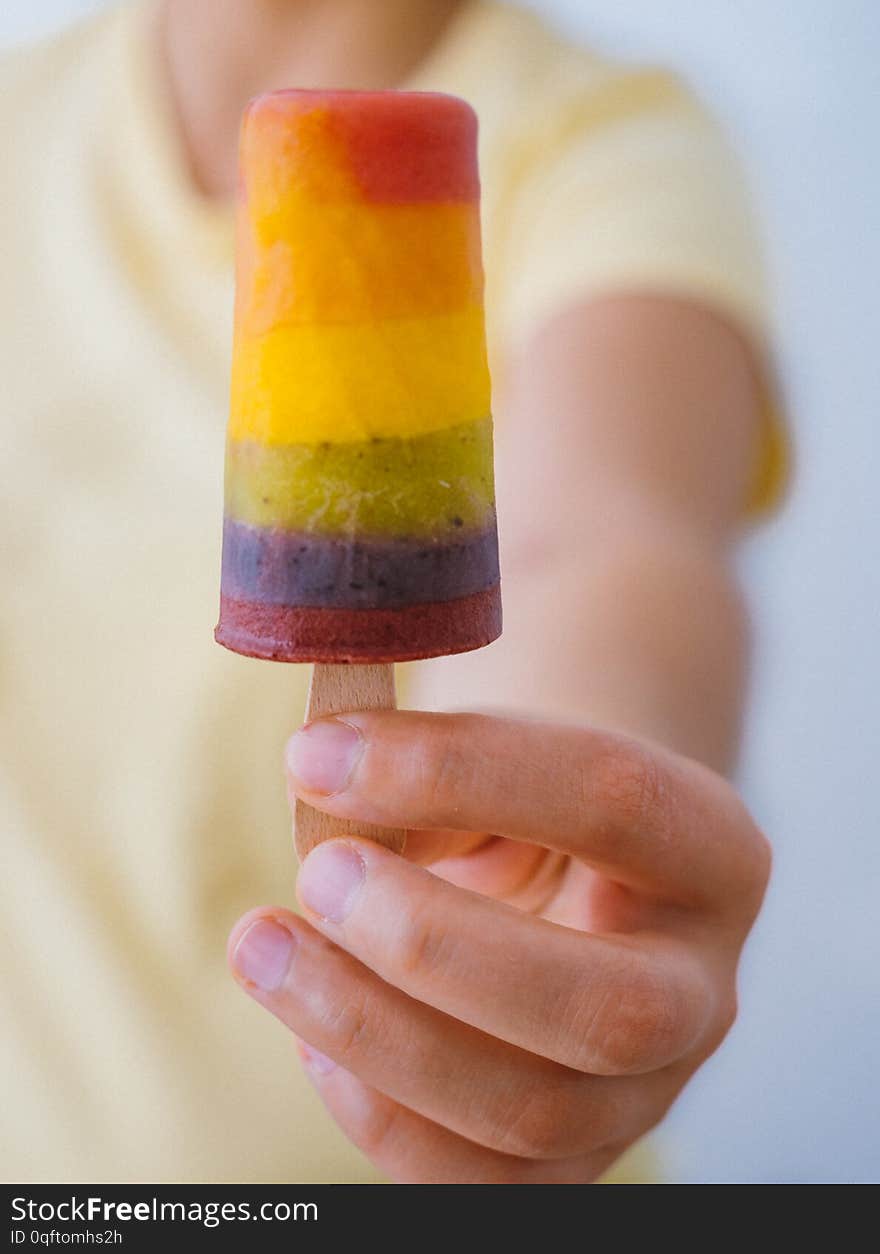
3,1 -> 877,1184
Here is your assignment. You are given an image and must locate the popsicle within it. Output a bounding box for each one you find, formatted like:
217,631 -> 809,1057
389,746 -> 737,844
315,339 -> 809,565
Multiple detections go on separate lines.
215,89 -> 502,853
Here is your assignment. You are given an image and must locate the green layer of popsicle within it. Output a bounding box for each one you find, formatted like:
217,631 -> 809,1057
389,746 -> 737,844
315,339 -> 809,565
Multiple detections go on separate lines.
224,415 -> 495,537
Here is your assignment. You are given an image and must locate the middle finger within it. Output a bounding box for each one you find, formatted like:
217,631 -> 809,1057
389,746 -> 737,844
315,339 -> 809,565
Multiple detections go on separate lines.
296,838 -> 714,1076
228,907 -> 665,1161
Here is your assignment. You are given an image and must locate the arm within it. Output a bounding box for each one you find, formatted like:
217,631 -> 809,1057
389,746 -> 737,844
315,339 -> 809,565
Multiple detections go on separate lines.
409,292 -> 763,771
228,293 -> 771,1184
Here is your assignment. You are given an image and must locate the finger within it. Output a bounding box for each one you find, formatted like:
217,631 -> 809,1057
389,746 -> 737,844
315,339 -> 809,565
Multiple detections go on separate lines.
296,839 -> 714,1075
296,1049 -> 618,1183
402,828 -> 492,866
425,836 -> 557,906
406,830 -> 558,908
406,832 -> 559,912
228,908 -> 660,1160
284,711 -> 766,904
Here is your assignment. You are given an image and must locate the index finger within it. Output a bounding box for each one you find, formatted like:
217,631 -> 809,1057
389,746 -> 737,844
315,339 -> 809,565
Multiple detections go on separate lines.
285,711 -> 768,906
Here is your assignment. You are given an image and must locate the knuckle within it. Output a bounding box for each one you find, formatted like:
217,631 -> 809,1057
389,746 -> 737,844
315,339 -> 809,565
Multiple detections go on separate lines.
744,823 -> 773,902
493,1086 -> 578,1160
419,720 -> 478,826
589,739 -> 673,845
725,800 -> 773,915
717,988 -> 739,1041
315,989 -> 371,1063
346,1092 -> 405,1160
389,894 -> 450,983
691,986 -> 738,1063
581,971 -> 684,1075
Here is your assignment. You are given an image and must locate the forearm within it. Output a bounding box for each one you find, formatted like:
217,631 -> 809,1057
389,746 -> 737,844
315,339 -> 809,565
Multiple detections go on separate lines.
406,520 -> 748,774
408,295 -> 762,776
558,529 -> 748,771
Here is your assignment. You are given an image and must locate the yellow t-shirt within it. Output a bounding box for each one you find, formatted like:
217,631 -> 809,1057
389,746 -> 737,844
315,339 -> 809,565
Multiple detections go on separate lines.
1,0 -> 775,1183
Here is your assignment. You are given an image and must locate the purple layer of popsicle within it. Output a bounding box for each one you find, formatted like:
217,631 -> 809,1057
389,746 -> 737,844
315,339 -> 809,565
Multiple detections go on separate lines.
220,518 -> 500,610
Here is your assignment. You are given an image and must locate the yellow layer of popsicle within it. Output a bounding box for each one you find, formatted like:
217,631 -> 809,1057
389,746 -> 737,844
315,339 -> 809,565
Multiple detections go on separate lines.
229,305 -> 491,445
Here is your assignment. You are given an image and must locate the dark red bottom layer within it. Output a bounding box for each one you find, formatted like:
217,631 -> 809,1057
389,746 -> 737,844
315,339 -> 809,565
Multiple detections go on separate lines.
215,583 -> 502,663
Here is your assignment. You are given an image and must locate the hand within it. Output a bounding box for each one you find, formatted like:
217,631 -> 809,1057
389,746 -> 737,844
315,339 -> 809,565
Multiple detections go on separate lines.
228,712 -> 770,1183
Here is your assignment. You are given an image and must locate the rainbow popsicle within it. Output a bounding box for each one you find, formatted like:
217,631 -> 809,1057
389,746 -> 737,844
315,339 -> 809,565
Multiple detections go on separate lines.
215,90 -> 501,663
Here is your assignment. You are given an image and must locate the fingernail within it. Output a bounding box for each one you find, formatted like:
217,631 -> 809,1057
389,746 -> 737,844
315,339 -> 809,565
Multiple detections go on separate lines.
232,919 -> 296,991
286,719 -> 364,795
298,841 -> 365,923
298,1040 -> 337,1076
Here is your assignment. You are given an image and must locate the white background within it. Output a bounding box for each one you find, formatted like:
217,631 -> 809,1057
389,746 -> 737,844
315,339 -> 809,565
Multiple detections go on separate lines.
3,1 -> 878,1183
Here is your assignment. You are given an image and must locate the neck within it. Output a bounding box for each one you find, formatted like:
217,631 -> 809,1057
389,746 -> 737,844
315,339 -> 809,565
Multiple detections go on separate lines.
158,0 -> 467,198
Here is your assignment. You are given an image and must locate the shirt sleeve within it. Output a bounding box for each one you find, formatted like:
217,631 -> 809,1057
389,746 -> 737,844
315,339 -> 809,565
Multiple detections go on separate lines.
493,67 -> 787,515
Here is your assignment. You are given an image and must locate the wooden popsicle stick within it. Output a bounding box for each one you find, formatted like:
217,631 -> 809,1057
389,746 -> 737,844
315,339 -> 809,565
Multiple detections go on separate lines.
293,662 -> 407,860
